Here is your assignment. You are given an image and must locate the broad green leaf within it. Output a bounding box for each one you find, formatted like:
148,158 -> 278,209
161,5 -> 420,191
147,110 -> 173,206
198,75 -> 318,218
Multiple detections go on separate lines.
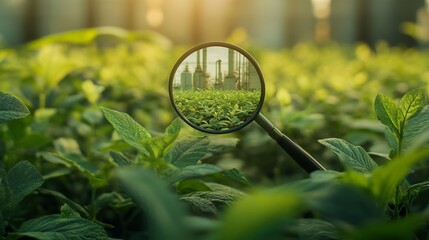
402,106 -> 429,151
14,215 -> 110,240
116,167 -> 189,240
222,168 -> 251,186
53,138 -> 82,156
287,219 -> 339,240
205,182 -> 246,199
384,127 -> 398,155
180,195 -> 218,215
183,190 -> 239,209
167,164 -> 223,184
140,135 -> 177,159
299,181 -> 381,226
176,179 -> 211,194
109,151 -> 131,166
374,93 -> 400,136
213,189 -> 302,240
81,80 -> 104,105
43,152 -> 106,188
165,117 -> 182,136
7,161 -> 44,208
369,149 -> 429,205
165,137 -> 209,168
0,92 -> 30,124
207,137 -> 239,154
319,138 -> 377,173
399,88 -> 424,122
101,107 -> 151,154
60,204 -> 80,218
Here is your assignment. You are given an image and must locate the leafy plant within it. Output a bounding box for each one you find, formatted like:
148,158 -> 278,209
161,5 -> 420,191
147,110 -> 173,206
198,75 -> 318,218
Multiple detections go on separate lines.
319,88 -> 429,222
101,107 -> 248,217
173,90 -> 261,131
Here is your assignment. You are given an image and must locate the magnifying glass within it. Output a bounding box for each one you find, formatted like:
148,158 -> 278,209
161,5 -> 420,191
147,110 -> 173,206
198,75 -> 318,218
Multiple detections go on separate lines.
168,42 -> 326,173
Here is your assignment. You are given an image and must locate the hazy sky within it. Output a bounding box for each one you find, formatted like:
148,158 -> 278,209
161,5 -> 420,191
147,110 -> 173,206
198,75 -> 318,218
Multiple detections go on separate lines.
173,46 -> 249,85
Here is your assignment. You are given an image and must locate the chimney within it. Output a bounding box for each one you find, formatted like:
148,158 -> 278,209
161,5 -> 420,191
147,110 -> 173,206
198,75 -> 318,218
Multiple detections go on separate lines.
202,48 -> 207,74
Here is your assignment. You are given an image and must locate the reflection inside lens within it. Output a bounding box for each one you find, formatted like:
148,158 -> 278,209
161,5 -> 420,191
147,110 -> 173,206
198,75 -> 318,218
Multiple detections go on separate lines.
172,46 -> 262,131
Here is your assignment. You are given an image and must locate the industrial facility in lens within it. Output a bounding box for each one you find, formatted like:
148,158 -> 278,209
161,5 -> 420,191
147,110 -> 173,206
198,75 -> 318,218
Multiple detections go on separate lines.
176,47 -> 260,91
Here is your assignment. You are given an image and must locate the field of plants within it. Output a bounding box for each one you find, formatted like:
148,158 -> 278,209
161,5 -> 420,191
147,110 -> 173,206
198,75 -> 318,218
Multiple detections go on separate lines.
1,27 -> 429,239
172,89 -> 261,132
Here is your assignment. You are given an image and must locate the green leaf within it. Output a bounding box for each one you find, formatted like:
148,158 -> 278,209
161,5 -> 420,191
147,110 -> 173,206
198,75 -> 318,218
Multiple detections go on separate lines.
399,88 -> 424,122
167,164 -> 223,185
81,80 -> 104,105
7,161 -> 44,208
222,168 -> 251,186
402,106 -> 429,151
182,190 -> 238,210
60,204 -> 81,218
14,215 -> 110,240
109,151 -> 131,166
205,182 -> 246,199
0,92 -> 30,124
288,219 -> 339,240
384,128 -> 398,156
369,149 -> 429,205
180,195 -> 218,215
140,135 -> 178,159
43,152 -> 106,188
374,93 -> 400,137
165,117 -> 182,136
176,179 -> 211,194
53,138 -> 82,156
213,188 -> 302,240
299,180 -> 381,226
319,138 -> 377,173
101,107 -> 151,154
116,167 -> 189,240
165,137 -> 209,168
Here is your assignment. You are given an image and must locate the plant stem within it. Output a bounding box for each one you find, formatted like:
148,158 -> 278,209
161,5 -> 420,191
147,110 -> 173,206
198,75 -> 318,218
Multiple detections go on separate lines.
394,186 -> 400,219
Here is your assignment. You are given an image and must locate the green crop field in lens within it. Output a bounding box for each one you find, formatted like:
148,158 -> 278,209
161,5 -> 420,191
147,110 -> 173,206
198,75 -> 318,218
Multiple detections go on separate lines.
174,90 -> 261,131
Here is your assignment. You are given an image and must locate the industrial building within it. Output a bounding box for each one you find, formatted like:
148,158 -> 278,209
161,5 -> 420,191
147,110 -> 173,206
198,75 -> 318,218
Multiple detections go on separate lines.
178,47 -> 261,91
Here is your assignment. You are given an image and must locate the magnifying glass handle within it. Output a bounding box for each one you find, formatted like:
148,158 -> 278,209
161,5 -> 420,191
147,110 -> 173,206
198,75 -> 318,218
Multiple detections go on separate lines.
255,113 -> 326,173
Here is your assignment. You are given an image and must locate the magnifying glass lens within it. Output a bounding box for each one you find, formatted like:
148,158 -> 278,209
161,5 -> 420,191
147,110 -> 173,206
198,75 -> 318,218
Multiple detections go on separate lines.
169,43 -> 265,134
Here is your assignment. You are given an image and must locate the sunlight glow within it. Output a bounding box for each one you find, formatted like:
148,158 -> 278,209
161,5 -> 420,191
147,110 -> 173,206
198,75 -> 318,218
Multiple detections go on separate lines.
146,8 -> 163,27
311,0 -> 331,19
146,0 -> 164,27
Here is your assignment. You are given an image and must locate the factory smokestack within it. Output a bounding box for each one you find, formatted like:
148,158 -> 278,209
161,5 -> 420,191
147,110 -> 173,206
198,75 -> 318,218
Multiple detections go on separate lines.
228,48 -> 235,76
224,48 -> 237,90
202,48 -> 207,74
196,50 -> 202,71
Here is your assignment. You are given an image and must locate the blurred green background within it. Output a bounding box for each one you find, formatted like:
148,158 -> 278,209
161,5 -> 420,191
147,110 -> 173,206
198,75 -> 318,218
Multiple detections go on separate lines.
1,0 -> 429,181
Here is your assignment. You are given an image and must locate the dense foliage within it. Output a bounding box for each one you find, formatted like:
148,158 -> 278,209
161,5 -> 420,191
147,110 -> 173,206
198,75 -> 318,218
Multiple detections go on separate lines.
173,89 -> 261,131
0,27 -> 429,239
